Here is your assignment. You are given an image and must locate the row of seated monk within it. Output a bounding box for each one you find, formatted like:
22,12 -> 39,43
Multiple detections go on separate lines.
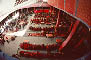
34,14 -> 57,18
31,18 -> 56,24
34,9 -> 50,12
28,32 -> 55,37
19,51 -> 62,58
27,31 -> 69,38
28,28 -> 68,37
34,14 -> 57,19
34,15 -> 50,18
34,10 -> 57,15
28,33 -> 44,36
34,12 -> 57,19
29,26 -> 54,31
20,43 -> 61,51
34,13 -> 57,22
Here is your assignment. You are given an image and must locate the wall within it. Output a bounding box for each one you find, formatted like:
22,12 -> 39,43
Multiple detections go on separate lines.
77,0 -> 91,27
65,0 -> 76,15
48,0 -> 91,26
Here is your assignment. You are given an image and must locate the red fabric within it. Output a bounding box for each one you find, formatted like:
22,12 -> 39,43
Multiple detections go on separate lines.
6,37 -> 8,40
34,10 -> 49,13
56,39 -> 62,43
19,51 -> 61,58
20,43 -> 60,51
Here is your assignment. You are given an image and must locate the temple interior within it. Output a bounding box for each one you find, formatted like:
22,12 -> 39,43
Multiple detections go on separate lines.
0,0 -> 91,60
